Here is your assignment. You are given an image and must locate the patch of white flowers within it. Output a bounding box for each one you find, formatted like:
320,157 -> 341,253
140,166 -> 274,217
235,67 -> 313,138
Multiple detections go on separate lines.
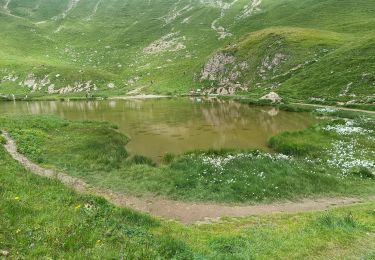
315,107 -> 337,113
202,152 -> 289,167
200,152 -> 291,175
326,139 -> 375,177
323,120 -> 373,135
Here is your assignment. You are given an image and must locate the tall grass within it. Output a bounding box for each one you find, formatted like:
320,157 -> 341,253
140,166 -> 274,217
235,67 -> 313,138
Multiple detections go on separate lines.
1,113 -> 374,204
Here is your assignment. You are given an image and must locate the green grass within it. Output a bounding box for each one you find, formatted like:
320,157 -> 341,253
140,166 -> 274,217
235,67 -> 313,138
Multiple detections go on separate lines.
1,1 -> 375,255
0,0 -> 374,102
2,115 -> 128,170
269,127 -> 334,157
1,110 -> 374,204
0,143 -> 195,259
1,140 -> 375,258
343,103 -> 375,112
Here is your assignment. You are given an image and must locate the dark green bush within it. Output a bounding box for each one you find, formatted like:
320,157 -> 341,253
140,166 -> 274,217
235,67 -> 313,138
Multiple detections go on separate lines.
350,167 -> 375,179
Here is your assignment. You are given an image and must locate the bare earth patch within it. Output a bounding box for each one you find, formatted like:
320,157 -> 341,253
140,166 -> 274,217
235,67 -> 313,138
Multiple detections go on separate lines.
2,131 -> 365,224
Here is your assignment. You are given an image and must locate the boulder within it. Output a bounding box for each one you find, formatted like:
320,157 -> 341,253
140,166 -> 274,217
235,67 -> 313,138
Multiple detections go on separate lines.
107,83 -> 116,89
228,87 -> 236,95
260,92 -> 282,103
217,87 -> 228,95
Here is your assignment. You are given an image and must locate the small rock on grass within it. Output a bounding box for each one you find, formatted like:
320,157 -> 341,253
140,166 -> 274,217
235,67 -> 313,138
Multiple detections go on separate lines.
260,92 -> 282,103
0,250 -> 9,257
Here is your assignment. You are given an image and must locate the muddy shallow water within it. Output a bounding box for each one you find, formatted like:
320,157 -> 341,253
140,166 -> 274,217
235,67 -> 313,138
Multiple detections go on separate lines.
0,98 -> 318,161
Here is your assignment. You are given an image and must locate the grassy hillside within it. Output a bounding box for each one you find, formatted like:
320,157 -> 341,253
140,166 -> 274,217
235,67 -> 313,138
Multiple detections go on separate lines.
0,0 -> 374,102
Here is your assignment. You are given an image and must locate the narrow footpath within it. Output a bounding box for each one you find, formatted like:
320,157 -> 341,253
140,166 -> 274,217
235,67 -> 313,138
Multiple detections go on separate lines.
2,131 -> 365,224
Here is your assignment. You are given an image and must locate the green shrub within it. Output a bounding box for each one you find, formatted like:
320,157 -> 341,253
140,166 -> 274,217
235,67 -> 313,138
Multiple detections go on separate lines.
241,99 -> 274,106
0,135 -> 5,145
110,124 -> 119,130
343,104 -> 375,111
278,104 -> 312,112
350,167 -> 375,179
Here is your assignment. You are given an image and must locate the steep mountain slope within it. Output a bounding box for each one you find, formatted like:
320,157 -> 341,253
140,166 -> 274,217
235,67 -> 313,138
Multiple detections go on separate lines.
0,0 -> 374,102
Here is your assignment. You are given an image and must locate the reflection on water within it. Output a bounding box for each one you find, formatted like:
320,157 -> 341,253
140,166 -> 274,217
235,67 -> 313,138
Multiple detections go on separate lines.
0,98 -> 319,161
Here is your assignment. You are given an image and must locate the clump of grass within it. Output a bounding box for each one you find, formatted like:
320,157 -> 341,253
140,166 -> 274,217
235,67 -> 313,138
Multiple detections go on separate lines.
110,124 -> 119,130
269,129 -> 330,157
127,155 -> 156,167
209,236 -> 250,255
0,136 -> 5,145
350,167 -> 375,179
343,104 -> 375,112
235,98 -> 275,107
316,213 -> 359,230
156,237 -> 194,259
0,130 -> 5,145
162,153 -> 175,164
278,104 -> 312,112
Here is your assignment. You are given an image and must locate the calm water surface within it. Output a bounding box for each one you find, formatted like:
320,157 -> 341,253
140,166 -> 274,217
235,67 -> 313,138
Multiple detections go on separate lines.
0,98 -> 319,161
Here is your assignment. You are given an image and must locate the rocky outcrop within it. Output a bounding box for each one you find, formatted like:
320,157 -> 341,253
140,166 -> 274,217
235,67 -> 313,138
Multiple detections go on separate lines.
5,72 -> 100,95
258,53 -> 288,79
1,73 -> 18,83
201,52 -> 235,81
48,81 -> 97,94
143,32 -> 186,54
260,92 -> 282,103
238,0 -> 262,19
21,74 -> 54,92
199,52 -> 249,95
164,4 -> 193,25
211,19 -> 232,40
22,73 -> 51,92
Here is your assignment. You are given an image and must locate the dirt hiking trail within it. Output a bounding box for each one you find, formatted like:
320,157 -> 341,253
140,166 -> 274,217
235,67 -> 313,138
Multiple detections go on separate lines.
2,131 -> 366,224
293,103 -> 375,114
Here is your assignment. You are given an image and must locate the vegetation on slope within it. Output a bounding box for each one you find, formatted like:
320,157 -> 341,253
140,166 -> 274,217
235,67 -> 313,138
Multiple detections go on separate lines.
1,107 -> 374,203
0,142 -> 193,259
1,132 -> 375,258
0,0 -> 374,102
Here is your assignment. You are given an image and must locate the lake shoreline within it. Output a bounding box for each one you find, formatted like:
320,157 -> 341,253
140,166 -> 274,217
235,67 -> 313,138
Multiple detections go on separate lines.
1,93 -> 374,114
